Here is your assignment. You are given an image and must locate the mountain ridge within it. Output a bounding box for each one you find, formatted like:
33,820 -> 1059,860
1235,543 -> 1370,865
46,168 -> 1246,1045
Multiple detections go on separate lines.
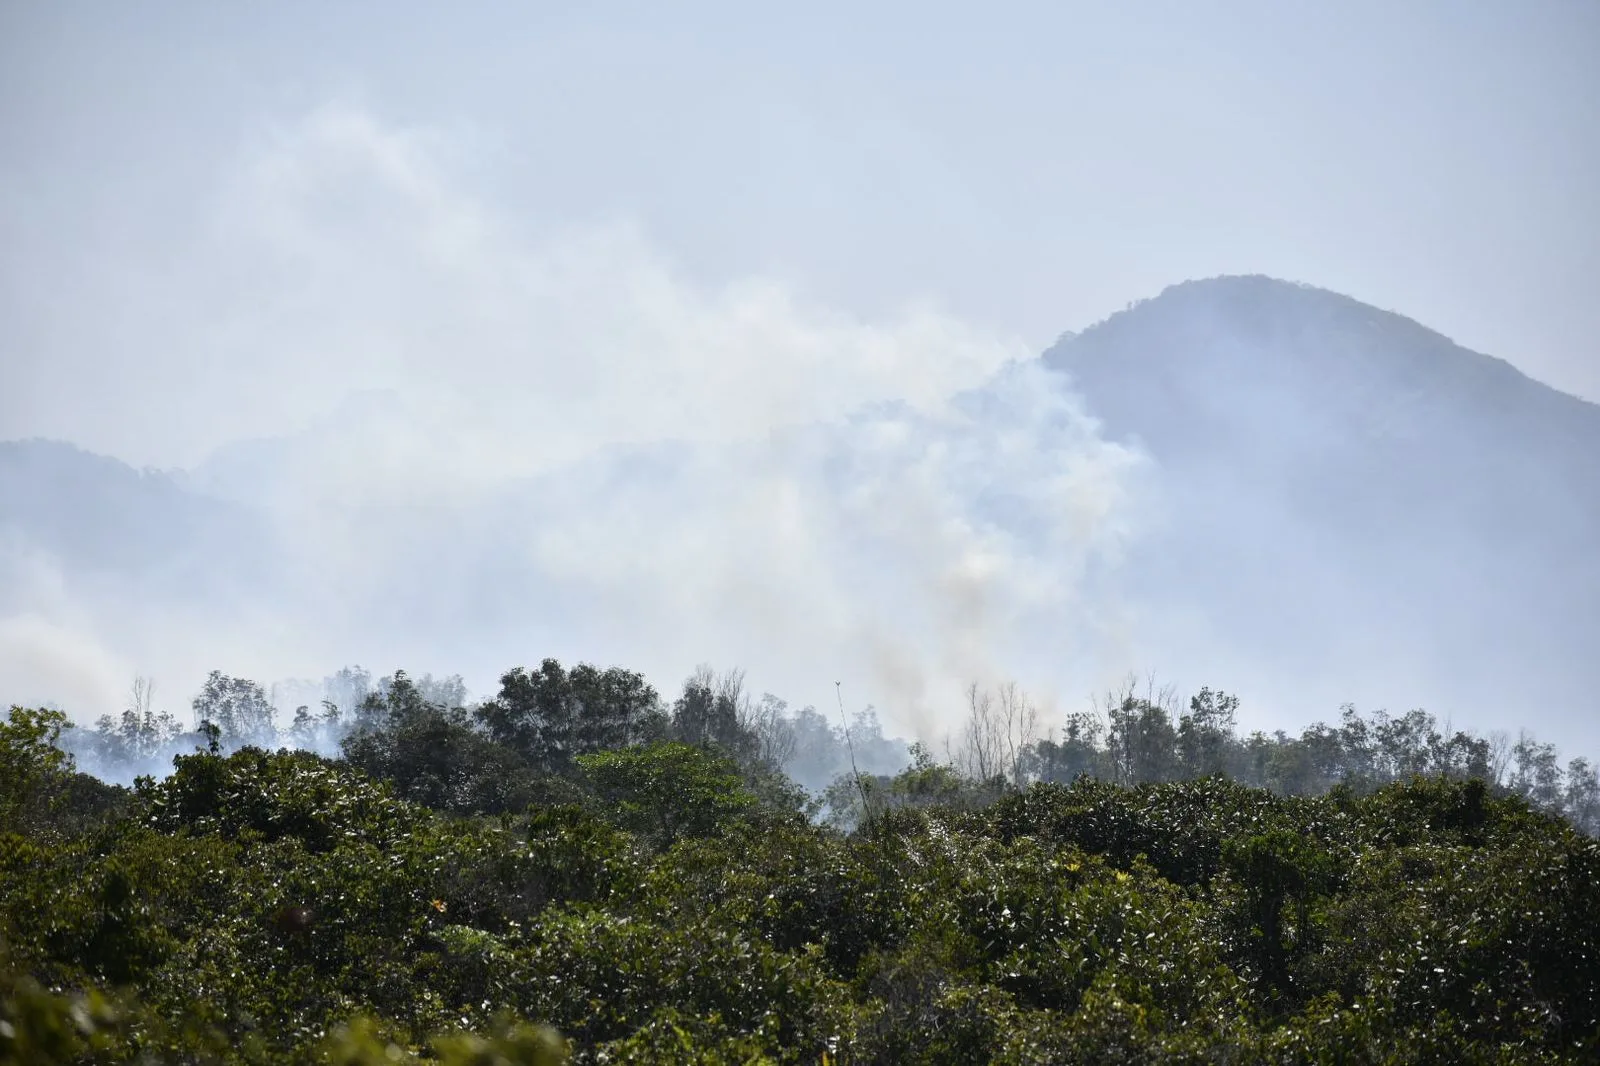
3,274 -> 1596,754
1052,275 -> 1600,454
1040,274 -> 1598,753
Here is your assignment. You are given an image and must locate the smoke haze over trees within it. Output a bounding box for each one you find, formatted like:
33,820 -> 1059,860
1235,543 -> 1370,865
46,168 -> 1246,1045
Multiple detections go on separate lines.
44,655 -> 1600,840
5,274 -> 1598,765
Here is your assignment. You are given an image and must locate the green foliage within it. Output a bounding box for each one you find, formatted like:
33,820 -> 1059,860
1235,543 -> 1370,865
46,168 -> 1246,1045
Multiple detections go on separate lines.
577,742 -> 760,846
320,1014 -> 567,1066
669,667 -> 757,765
0,971 -> 126,1065
476,660 -> 664,772
137,747 -> 425,852
6,682 -> 1598,1063
342,703 -> 541,816
0,706 -> 76,832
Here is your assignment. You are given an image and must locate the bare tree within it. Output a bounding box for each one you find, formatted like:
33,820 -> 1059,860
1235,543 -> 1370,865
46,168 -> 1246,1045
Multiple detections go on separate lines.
130,675 -> 154,722
996,681 -> 1039,786
957,680 -> 1039,786
958,683 -> 1003,782
1487,730 -> 1514,787
741,693 -> 798,770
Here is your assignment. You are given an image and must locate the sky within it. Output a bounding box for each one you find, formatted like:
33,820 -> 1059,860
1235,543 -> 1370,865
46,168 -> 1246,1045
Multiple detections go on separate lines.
4,0 -> 1598,465
1,1 -> 1597,748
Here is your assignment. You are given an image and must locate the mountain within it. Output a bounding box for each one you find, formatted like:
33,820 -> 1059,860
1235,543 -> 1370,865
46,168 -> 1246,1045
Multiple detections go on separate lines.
0,439 -> 272,604
1044,275 -> 1600,743
2,275 -> 1595,755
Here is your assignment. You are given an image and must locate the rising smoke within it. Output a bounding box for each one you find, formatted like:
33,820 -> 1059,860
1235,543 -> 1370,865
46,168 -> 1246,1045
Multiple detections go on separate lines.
0,104 -> 1148,743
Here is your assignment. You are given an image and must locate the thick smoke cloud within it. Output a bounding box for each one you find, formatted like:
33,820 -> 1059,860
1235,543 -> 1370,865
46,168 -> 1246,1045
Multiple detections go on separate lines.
0,104 -> 1146,738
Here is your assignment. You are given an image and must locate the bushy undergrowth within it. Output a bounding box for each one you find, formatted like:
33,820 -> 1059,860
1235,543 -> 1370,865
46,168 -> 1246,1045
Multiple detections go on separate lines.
3,704 -> 1597,1063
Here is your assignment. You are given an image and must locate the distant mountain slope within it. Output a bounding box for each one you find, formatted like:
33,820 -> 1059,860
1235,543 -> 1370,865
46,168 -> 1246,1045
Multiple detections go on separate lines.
1044,275 -> 1600,739
1046,276 -> 1599,497
0,439 -> 270,601
4,275 -> 1595,754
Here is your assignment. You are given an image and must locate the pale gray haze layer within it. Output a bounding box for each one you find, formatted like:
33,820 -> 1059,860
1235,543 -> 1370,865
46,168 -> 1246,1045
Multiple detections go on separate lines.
2,2 -> 1597,756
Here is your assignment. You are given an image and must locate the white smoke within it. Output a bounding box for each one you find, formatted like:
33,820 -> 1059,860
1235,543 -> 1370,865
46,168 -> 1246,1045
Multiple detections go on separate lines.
0,103 -> 1145,738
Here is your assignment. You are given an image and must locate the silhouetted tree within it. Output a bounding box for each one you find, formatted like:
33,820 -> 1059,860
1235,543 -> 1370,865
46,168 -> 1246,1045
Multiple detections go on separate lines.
1177,687 -> 1238,778
191,671 -> 274,746
671,666 -> 758,764
477,658 -> 664,771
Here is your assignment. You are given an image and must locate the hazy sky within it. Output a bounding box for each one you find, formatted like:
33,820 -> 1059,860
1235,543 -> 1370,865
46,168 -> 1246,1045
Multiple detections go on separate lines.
3,0 -> 1598,465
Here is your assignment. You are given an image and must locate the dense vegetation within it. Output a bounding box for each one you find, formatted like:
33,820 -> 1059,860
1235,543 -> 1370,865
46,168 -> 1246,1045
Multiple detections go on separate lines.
3,662 -> 1598,1063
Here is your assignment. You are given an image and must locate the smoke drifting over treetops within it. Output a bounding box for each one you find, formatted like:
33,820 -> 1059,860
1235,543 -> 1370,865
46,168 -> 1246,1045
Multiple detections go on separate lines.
1,104 -> 1149,739
7,103 -> 1596,763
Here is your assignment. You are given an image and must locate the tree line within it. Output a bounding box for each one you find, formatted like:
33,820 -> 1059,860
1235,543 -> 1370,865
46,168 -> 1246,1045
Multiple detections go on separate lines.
67,663 -> 1600,837
4,681 -> 1597,1062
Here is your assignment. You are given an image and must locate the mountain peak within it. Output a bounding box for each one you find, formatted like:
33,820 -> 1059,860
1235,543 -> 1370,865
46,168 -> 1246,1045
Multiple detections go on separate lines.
1086,274 -> 1469,363
1035,275 -> 1600,752
1047,275 -> 1598,461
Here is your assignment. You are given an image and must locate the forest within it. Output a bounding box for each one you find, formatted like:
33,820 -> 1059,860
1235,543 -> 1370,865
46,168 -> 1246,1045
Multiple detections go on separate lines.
2,661 -> 1597,1063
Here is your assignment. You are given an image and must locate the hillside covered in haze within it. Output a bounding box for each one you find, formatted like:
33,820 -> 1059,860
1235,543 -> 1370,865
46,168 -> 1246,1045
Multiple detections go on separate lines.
3,275 -> 1597,757
1045,276 -> 1600,752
